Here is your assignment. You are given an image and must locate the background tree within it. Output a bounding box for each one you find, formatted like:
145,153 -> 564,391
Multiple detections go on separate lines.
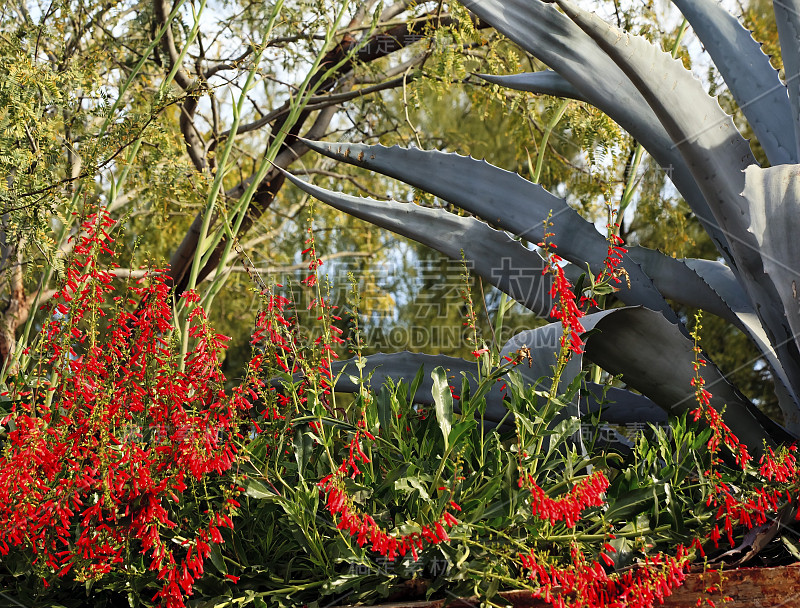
0,0 -> 494,382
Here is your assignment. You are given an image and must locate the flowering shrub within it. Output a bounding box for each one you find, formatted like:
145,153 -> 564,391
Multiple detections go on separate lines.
0,208 -> 263,607
686,313 -> 800,557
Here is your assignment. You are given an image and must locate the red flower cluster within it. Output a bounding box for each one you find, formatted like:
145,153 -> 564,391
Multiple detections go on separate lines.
249,223 -> 345,423
249,293 -> 342,421
541,247 -> 586,355
539,221 -> 628,356
688,338 -> 750,468
520,543 -> 690,608
522,472 -> 609,528
538,220 -> 586,354
599,230 -> 627,285
318,472 -> 459,562
583,231 -> 628,304
698,434 -> 800,549
0,209 -> 262,607
686,325 -> 800,553
690,402 -> 750,469
759,445 -> 798,482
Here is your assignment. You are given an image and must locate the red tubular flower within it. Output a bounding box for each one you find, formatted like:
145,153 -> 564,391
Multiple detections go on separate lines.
520,544 -> 690,608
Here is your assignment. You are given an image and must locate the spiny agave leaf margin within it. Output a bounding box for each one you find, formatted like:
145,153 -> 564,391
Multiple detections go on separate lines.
297,139 -> 682,327
626,248 -> 748,329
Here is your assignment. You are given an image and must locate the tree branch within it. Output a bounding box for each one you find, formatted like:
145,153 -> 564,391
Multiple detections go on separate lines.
217,73 -> 414,140
203,47 -> 253,79
153,0 -> 207,172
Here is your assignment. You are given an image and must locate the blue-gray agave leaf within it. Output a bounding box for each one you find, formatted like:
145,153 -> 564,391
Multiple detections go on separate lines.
581,384 -> 667,425
742,165 -> 800,387
500,307 -> 777,454
297,140 -> 678,324
626,249 -> 796,411
328,352 -> 514,422
548,0 -> 795,395
329,351 -> 667,426
679,256 -> 800,427
670,0 -> 795,166
280,170 -> 556,317
328,325 -> 569,423
578,307 -> 778,452
476,71 -> 587,102
626,249 -> 748,329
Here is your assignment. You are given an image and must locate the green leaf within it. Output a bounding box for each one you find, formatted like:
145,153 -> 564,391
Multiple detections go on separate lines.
394,476 -> 431,500
448,419 -> 476,449
409,364 -> 425,406
782,534 -> 800,561
664,483 -> 685,534
209,543 -> 227,574
246,479 -> 274,500
605,484 -> 666,521
431,366 -> 453,449
460,373 -> 471,409
376,384 -> 393,436
294,427 -> 313,481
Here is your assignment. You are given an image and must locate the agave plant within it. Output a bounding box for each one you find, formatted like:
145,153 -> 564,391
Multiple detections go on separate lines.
282,0 -> 800,455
